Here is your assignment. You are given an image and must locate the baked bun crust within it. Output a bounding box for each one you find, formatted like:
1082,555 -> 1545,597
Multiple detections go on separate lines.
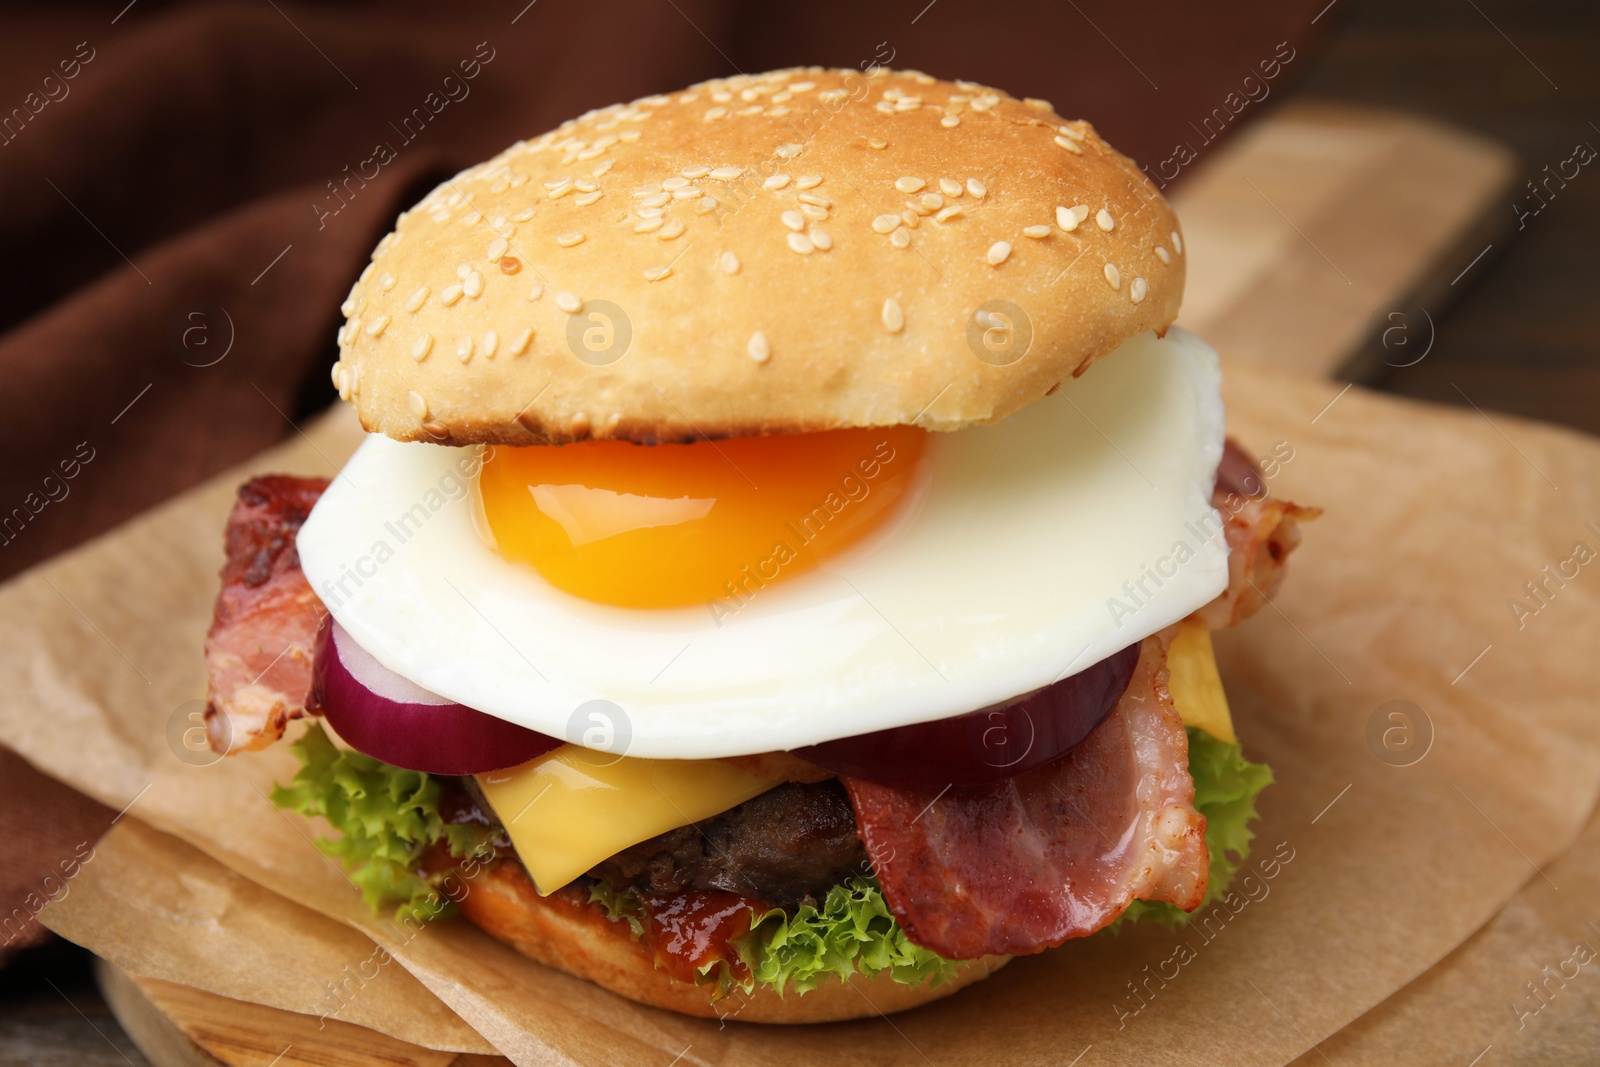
458,860 -> 1011,1023
331,67 -> 1185,445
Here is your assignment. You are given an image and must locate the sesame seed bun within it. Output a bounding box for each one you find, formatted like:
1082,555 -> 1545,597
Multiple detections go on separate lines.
331,67 -> 1185,445
458,859 -> 1011,1023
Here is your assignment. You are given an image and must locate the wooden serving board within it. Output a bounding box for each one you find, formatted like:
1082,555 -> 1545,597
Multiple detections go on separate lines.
92,98 -> 1517,1067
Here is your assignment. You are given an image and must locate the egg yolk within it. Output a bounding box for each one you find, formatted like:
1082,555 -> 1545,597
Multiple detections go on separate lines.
479,426 -> 928,608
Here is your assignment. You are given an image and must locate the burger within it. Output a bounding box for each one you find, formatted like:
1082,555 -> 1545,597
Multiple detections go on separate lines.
203,67 -> 1314,1024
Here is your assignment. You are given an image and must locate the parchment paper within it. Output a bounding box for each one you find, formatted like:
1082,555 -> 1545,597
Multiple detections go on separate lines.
7,357 -> 1600,1066
39,816 -> 497,1055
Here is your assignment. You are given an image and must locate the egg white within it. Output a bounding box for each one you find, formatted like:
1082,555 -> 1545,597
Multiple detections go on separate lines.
296,328 -> 1229,758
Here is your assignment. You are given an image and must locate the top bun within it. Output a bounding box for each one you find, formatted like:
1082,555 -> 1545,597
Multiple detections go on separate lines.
331,67 -> 1185,445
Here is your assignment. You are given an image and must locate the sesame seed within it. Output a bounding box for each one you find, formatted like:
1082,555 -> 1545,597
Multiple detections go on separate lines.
463,211 -> 482,224
1155,246 -> 1171,265
705,107 -> 728,121
643,264 -> 672,282
719,250 -> 742,276
548,182 -> 574,200
787,231 -> 815,254
672,187 -> 702,200
408,390 -> 428,419
404,286 -> 430,312
789,81 -> 815,92
574,180 -> 597,192
697,197 -> 719,215
1023,224 -> 1052,239
1130,277 -> 1148,304
795,174 -> 823,189
512,208 -> 536,222
483,330 -> 499,357
939,178 -> 963,197
456,264 -> 472,279
500,256 -> 522,274
764,174 -> 792,190
809,227 -> 832,250
895,176 -> 926,193
528,281 -> 544,300
1104,263 -> 1121,290
510,328 -> 533,356
709,166 -> 744,180
920,193 -> 943,211
575,190 -> 603,206
637,206 -> 664,219
987,241 -> 1012,266
882,298 -> 905,333
797,192 -> 832,208
868,137 -> 888,149
800,202 -> 828,220
640,192 -> 671,208
1025,97 -> 1053,110
967,178 -> 987,198
1058,124 -> 1086,141
557,232 -> 586,247
781,209 -> 805,232
662,177 -> 690,190
1056,205 -> 1080,232
890,228 -> 912,249
657,220 -> 685,240
365,315 -> 390,336
748,331 -> 771,362
934,205 -> 963,223
456,336 -> 474,363
1054,134 -> 1083,154
776,143 -> 802,159
592,160 -> 614,177
488,237 -> 509,261
632,184 -> 663,197
440,284 -> 464,306
340,295 -> 360,316
901,210 -> 920,229
1096,208 -> 1115,232
556,291 -> 581,313
377,272 -> 396,291
941,115 -> 960,128
411,334 -> 433,361
1171,230 -> 1184,255
872,214 -> 902,234
463,272 -> 484,298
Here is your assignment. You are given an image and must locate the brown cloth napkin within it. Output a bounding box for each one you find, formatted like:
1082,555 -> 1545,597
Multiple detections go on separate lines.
0,0 -> 1328,964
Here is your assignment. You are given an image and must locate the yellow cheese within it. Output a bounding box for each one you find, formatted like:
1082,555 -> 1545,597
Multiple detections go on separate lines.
1166,619 -> 1237,743
475,746 -> 781,894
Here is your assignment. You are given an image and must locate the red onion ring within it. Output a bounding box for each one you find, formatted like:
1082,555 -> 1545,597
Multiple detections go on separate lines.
794,643 -> 1141,788
312,616 -> 560,774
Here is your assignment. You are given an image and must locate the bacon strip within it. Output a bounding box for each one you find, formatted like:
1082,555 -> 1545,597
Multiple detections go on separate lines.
1196,439 -> 1319,630
844,636 -> 1207,959
203,476 -> 329,754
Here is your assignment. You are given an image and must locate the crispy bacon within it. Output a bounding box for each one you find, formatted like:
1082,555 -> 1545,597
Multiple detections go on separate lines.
203,476 -> 329,754
844,636 -> 1207,959
1196,439 -> 1319,630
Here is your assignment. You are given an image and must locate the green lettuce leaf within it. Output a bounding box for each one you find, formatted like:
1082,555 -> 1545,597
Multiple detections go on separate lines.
1115,727 -> 1274,928
736,876 -> 959,995
269,723 -> 494,922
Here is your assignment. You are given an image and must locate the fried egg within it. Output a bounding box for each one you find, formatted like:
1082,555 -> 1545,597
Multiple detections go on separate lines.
295,327 -> 1229,758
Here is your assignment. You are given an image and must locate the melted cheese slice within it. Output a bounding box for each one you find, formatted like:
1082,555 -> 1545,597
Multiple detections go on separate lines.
476,746 -> 781,894
1168,619 -> 1236,743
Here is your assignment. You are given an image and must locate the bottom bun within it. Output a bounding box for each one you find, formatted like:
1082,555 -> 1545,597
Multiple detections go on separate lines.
457,860 -> 1011,1023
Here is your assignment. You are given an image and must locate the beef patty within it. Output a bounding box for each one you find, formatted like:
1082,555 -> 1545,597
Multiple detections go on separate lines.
453,776 -> 868,911
587,779 -> 868,910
